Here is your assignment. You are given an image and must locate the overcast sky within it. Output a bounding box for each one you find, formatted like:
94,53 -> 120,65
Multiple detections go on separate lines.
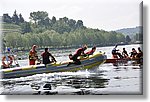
0,0 -> 142,31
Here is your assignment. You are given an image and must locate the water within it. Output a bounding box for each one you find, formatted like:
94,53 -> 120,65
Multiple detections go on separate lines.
0,44 -> 142,95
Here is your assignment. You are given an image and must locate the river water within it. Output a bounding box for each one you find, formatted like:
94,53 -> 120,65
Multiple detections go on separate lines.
0,44 -> 142,95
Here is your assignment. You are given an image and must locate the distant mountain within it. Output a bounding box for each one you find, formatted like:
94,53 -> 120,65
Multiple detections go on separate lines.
115,26 -> 142,37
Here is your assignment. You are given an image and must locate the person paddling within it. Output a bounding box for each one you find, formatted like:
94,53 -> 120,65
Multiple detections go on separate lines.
67,45 -> 87,66
41,48 -> 57,65
112,44 -> 123,58
130,48 -> 137,59
136,47 -> 143,58
86,46 -> 96,56
122,48 -> 129,58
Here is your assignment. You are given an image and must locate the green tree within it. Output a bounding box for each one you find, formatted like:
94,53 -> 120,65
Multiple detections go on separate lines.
125,35 -> 131,42
51,16 -> 56,24
52,21 -> 71,34
2,14 -> 12,23
68,19 -> 76,30
76,20 -> 84,28
29,11 -> 49,25
5,33 -> 22,48
19,13 -> 25,23
21,22 -> 32,34
12,10 -> 19,24
116,33 -> 125,42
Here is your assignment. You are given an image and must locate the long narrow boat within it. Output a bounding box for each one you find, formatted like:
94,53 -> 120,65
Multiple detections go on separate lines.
105,57 -> 142,64
0,52 -> 106,79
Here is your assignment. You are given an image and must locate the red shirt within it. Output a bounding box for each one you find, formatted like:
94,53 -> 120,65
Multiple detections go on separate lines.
75,48 -> 85,56
86,50 -> 95,55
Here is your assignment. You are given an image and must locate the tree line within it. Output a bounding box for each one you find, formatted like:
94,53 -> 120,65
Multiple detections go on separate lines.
2,10 -> 126,50
2,10 -> 85,34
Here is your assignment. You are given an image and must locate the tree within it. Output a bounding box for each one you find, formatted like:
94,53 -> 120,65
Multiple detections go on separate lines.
5,33 -> 23,48
62,17 -> 69,23
3,10 -> 126,48
38,17 -> 50,28
2,14 -> 12,23
76,20 -> 84,28
135,33 -> 143,41
125,35 -> 131,42
52,21 -> 71,34
12,10 -> 19,24
116,33 -> 125,42
29,11 -> 49,26
68,19 -> 76,30
19,13 -> 25,23
21,22 -> 32,34
51,16 -> 56,24
2,38 -> 6,52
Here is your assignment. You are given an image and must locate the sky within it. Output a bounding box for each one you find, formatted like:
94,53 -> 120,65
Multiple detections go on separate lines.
0,0 -> 142,31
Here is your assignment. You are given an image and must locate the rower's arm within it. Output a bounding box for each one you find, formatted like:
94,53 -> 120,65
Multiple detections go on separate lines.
50,54 -> 57,62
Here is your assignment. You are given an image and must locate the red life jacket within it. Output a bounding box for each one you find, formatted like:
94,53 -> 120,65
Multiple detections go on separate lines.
75,48 -> 84,56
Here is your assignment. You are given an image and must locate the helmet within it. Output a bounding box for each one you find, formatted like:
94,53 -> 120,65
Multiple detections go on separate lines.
7,48 -> 11,52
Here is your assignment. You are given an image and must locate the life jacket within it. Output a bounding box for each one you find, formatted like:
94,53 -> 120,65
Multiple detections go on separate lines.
75,48 -> 84,56
112,54 -> 118,59
29,50 -> 38,60
86,50 -> 94,55
136,51 -> 143,58
132,50 -> 137,56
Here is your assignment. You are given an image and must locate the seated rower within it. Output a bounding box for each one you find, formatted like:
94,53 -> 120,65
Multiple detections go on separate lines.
136,47 -> 143,58
130,48 -> 137,59
122,48 -> 129,58
41,48 -> 57,65
86,46 -> 96,56
112,44 -> 123,59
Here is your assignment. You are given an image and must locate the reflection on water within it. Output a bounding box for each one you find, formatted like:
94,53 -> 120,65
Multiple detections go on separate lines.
0,44 -> 142,95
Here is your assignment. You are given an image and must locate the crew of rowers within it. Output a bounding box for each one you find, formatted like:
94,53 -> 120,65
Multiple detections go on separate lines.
29,45 -> 96,66
111,44 -> 143,59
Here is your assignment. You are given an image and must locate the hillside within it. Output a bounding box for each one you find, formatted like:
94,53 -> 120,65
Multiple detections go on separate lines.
2,23 -> 21,34
115,26 -> 142,37
1,11 -> 127,49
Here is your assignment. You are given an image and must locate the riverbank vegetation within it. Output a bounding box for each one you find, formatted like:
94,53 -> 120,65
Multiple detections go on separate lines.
1,10 -> 138,50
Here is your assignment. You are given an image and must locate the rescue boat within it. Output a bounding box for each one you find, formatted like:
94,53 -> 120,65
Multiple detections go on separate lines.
0,52 -> 106,79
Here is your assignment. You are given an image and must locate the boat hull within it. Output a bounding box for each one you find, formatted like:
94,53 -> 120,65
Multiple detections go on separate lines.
0,52 -> 106,79
105,58 -> 142,64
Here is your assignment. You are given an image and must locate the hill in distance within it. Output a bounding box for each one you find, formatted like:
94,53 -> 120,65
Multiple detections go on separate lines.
115,26 -> 142,37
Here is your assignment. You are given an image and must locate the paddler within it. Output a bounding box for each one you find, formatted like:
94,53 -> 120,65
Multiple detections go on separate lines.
67,45 -> 88,66
130,48 -> 137,59
29,45 -> 38,65
112,44 -> 123,58
41,48 -> 57,65
136,47 -> 143,58
86,46 -> 96,56
122,48 -> 129,58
